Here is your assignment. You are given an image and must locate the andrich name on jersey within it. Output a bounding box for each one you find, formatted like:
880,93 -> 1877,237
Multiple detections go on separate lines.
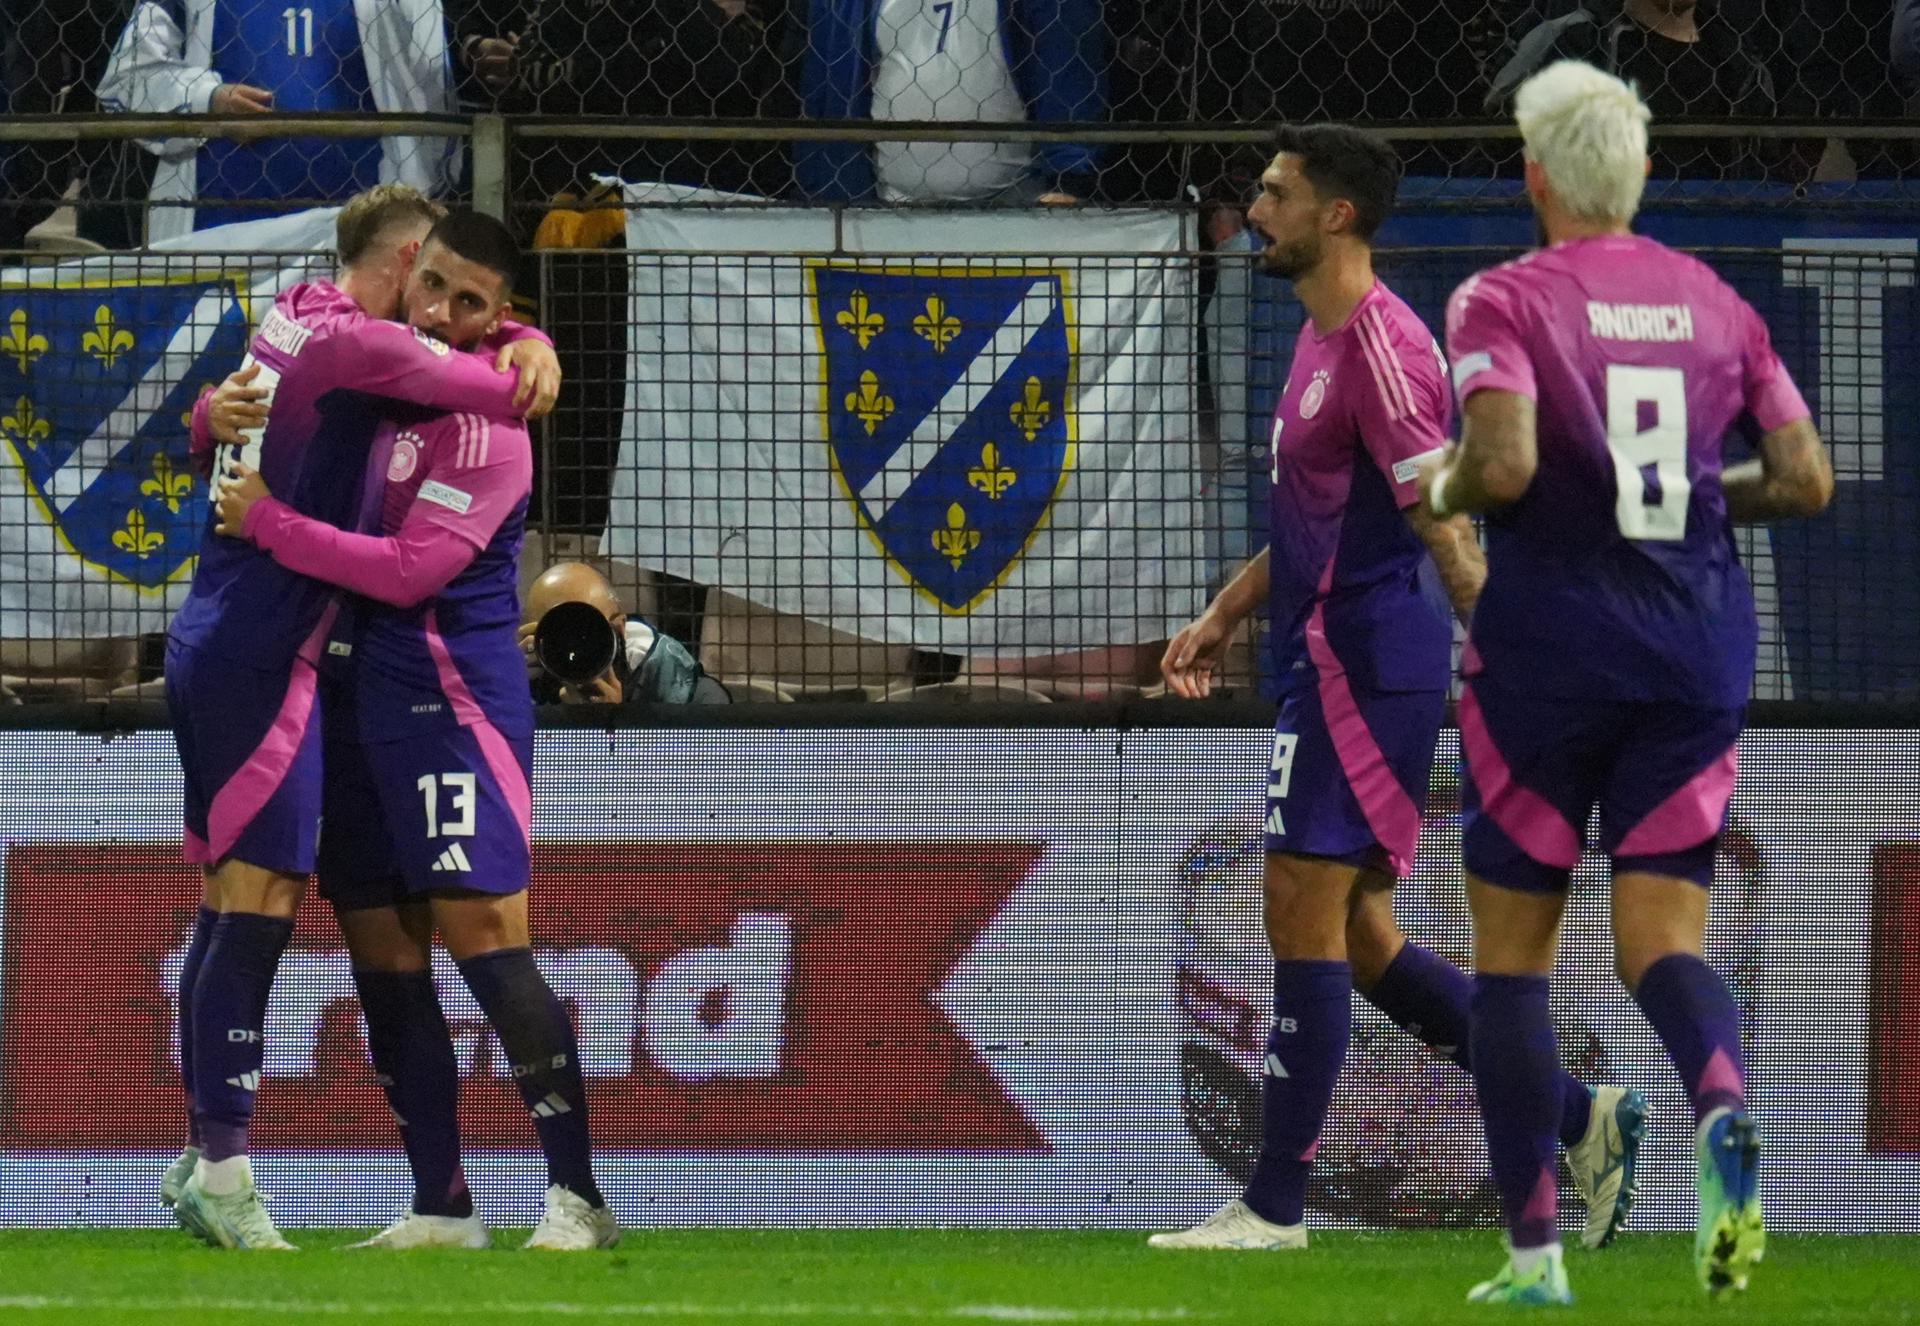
1586,301 -> 1695,344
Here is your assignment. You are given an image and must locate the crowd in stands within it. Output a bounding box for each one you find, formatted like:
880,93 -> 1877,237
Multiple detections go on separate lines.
0,0 -> 1913,247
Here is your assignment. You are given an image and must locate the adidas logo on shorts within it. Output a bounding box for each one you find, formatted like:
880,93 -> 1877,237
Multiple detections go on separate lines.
431,843 -> 473,873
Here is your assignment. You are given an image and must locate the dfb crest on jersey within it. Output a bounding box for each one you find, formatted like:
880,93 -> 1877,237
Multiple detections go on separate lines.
0,275 -> 250,587
810,263 -> 1074,612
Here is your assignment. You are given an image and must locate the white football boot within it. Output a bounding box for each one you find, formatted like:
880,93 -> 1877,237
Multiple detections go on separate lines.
523,1185 -> 620,1250
1147,1199 -> 1308,1250
174,1161 -> 295,1251
348,1210 -> 492,1250
1565,1085 -> 1650,1250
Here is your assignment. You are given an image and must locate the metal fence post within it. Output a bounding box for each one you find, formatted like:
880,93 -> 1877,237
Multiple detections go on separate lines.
472,114 -> 509,221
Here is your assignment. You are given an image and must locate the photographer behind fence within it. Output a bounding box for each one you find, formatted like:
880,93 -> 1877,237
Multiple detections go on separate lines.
520,562 -> 728,707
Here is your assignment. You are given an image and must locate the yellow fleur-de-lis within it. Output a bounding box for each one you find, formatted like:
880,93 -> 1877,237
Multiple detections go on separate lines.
967,442 -> 1017,500
111,508 -> 165,559
141,451 -> 193,514
931,502 -> 981,570
82,304 -> 135,370
912,296 -> 962,354
1009,377 -> 1051,442
2,395 -> 50,451
835,289 -> 885,350
3,309 -> 49,375
844,369 -> 894,436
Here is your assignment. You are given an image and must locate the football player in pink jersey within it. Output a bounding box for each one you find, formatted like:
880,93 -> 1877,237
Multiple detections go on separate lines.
210,214 -> 616,1252
165,185 -> 558,1248
1154,124 -> 1643,1253
1421,62 -> 1832,1303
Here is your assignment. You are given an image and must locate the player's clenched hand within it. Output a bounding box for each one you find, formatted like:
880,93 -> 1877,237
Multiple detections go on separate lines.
213,462 -> 271,538
1161,611 -> 1233,699
497,339 -> 561,419
209,362 -> 270,445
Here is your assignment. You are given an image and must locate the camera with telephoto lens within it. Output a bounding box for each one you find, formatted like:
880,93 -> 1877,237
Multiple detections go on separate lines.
533,600 -> 620,687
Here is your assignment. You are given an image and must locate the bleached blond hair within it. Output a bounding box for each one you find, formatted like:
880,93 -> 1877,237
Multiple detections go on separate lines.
1513,60 -> 1651,224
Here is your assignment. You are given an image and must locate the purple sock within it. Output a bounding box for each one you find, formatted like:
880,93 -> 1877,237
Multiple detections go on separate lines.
456,947 -> 603,1206
1242,959 -> 1350,1227
1633,953 -> 1745,1122
176,905 -> 218,1149
1368,942 -> 1593,1148
190,911 -> 294,1162
1470,973 -> 1561,1250
354,968 -> 472,1218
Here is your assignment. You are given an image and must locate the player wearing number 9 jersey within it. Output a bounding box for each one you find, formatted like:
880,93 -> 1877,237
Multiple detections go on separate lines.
1151,125 -> 1643,1261
1422,60 -> 1833,1307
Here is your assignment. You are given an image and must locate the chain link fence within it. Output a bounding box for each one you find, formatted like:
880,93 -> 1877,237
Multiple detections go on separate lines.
0,0 -> 1913,705
0,222 -> 1912,704
1,0 -> 1917,245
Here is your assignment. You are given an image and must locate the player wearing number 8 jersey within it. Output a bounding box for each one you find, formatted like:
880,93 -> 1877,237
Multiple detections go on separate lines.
1422,61 -> 1833,1306
1152,125 -> 1642,1258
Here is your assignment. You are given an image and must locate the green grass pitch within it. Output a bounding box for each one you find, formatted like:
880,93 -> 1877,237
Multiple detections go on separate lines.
0,1231 -> 1915,1324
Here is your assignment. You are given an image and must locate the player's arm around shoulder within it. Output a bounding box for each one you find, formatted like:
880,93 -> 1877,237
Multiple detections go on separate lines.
300,319 -> 535,420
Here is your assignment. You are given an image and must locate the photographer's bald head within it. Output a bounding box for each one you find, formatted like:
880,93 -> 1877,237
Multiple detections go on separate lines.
519,563 -> 627,704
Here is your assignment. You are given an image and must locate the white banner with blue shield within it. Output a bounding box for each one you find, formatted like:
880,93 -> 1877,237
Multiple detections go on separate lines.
0,210 -> 337,641
604,188 -> 1203,655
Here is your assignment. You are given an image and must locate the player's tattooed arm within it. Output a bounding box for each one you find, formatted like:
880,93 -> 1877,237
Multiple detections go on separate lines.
1161,547 -> 1269,699
1723,417 -> 1833,523
1404,505 -> 1485,625
1419,389 -> 1537,519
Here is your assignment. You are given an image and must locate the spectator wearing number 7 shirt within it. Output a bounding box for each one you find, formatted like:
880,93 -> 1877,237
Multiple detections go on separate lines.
98,0 -> 457,242
792,0 -> 1108,203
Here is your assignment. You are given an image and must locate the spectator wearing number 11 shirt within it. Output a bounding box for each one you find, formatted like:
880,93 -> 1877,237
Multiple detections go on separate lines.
99,0 -> 457,242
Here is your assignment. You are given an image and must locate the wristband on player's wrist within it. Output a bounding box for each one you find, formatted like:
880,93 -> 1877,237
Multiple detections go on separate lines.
1428,466 -> 1456,518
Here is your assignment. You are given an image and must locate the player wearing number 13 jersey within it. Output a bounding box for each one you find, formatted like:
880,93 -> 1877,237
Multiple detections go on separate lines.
220,212 -> 616,1252
1424,60 -> 1832,1306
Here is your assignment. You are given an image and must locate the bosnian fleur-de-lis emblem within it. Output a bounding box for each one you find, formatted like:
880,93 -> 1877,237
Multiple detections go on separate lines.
844,370 -> 894,436
112,508 -> 165,558
3,309 -> 48,375
912,296 -> 961,353
967,442 -> 1017,499
141,451 -> 193,513
83,304 -> 135,370
835,289 -> 885,350
931,502 -> 981,569
1008,376 -> 1051,442
2,395 -> 50,450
